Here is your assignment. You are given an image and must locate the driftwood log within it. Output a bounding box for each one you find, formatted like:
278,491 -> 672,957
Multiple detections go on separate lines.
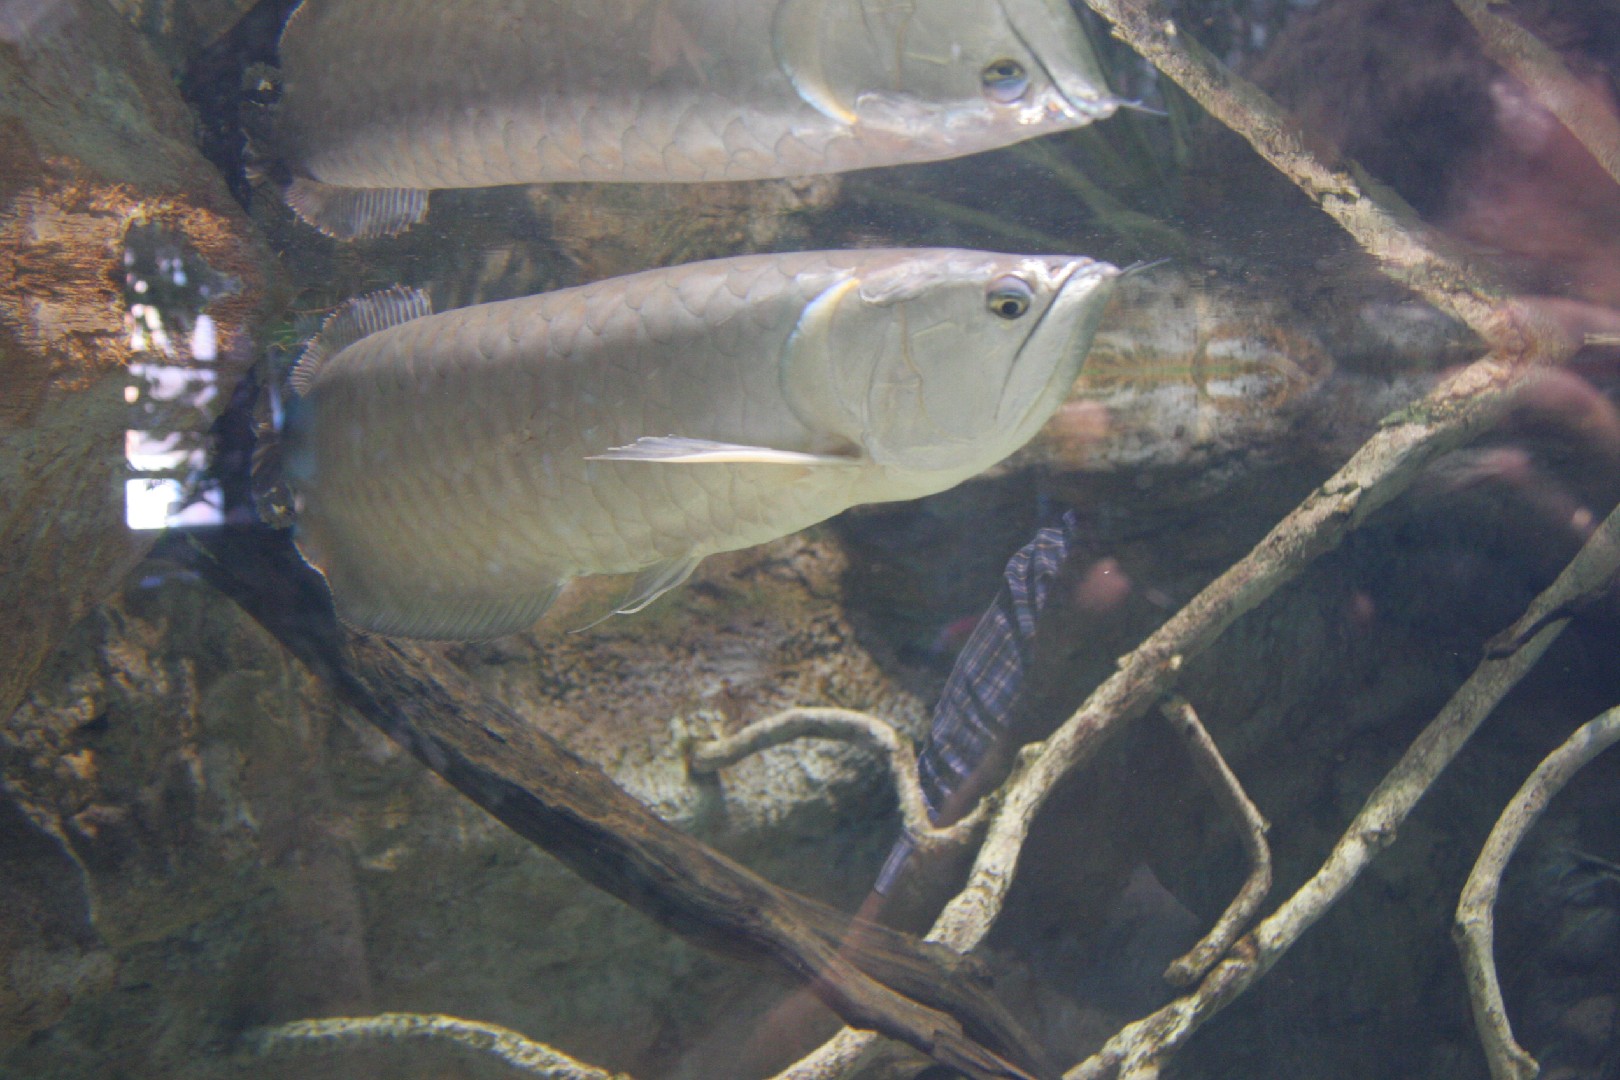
164,526 -> 1049,1080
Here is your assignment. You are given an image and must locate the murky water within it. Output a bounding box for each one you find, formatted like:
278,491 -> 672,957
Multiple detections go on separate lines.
4,1 -> 1620,1078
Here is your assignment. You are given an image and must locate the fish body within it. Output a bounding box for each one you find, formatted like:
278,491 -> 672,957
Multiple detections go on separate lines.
280,248 -> 1119,639
273,0 -> 1119,237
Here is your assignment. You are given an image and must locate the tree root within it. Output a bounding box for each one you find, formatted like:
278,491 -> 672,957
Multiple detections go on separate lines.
187,3 -> 1606,1079
762,1 -> 1593,1076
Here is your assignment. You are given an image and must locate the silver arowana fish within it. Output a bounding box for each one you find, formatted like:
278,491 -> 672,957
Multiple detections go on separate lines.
273,0 -> 1120,238
277,249 -> 1119,639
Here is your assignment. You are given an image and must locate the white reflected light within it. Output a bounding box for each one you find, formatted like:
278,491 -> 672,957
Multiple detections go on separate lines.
129,362 -> 217,402
124,430 -> 203,472
120,228 -> 232,532
190,314 -> 217,361
125,478 -> 183,530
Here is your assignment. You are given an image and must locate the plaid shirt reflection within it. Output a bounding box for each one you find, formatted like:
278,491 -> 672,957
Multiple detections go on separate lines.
877,510 -> 1079,894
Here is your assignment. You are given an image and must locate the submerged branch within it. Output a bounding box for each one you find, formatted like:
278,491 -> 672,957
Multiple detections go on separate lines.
1158,697 -> 1271,987
689,706 -> 987,856
1079,0 -> 1517,341
1455,705 -> 1620,1080
1070,497 -> 1620,1079
1450,0 -> 1620,188
928,339 -> 1552,961
249,1013 -> 630,1079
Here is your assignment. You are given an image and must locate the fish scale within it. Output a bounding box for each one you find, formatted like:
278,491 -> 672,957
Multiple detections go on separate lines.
272,0 -> 1119,238
275,248 -> 1119,639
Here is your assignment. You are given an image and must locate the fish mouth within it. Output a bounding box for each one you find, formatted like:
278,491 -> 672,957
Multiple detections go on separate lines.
997,256 -> 1120,429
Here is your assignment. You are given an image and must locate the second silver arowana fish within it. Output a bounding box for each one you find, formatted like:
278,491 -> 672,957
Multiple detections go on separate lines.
272,0 -> 1119,238
274,249 -> 1119,639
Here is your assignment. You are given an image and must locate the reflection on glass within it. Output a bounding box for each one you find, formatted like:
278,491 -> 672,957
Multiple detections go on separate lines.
120,225 -> 231,530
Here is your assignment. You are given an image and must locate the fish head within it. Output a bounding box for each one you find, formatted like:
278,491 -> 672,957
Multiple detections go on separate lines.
782,249 -> 1120,474
773,0 -> 1119,150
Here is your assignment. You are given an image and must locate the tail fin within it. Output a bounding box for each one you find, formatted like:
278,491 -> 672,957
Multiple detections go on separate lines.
241,52 -> 429,240
252,286 -> 431,526
283,177 -> 430,241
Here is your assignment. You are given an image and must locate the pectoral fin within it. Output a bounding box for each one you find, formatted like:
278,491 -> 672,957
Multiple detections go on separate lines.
570,556 -> 702,632
618,556 -> 702,614
587,436 -> 860,466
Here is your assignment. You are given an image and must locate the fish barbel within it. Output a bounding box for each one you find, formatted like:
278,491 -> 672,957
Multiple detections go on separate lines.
272,0 -> 1119,237
276,248 -> 1119,639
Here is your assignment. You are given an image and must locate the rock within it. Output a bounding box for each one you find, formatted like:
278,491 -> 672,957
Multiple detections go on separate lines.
0,0 -> 280,728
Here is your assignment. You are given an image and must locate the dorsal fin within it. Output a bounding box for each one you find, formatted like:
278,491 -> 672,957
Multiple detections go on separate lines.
289,285 -> 432,394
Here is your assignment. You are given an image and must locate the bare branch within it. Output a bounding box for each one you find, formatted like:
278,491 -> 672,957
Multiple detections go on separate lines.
927,339 -> 1554,962
248,1013 -> 631,1079
1451,0 -> 1620,188
1069,497 -> 1620,1080
689,707 -> 987,855
771,333 -> 1569,1080
1455,705 -> 1620,1080
1157,697 -> 1272,987
1079,0 -> 1529,343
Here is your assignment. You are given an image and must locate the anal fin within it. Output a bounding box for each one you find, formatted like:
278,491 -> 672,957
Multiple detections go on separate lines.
284,176 -> 429,240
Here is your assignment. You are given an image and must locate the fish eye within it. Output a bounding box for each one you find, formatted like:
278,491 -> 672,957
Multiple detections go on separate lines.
980,58 -> 1030,105
987,276 -> 1034,319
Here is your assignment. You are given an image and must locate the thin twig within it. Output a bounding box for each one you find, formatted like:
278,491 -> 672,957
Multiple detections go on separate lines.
1157,697 -> 1272,987
248,1013 -> 631,1079
689,707 -> 988,855
1451,0 -> 1620,188
1455,705 -> 1620,1080
766,1028 -> 892,1080
1069,497 -> 1620,1080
